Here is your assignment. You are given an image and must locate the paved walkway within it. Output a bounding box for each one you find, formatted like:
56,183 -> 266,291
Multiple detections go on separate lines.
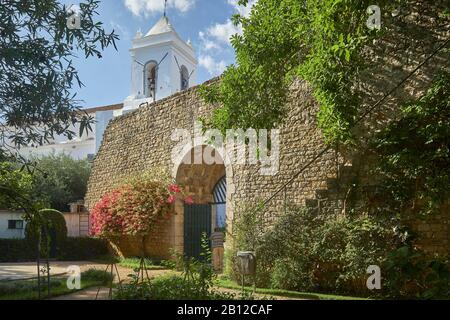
0,261 -> 168,282
51,287 -> 112,300
0,262 -> 300,300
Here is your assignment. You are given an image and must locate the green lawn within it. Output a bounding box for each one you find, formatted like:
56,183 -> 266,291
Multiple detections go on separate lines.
214,278 -> 370,300
118,257 -> 171,271
0,269 -> 112,300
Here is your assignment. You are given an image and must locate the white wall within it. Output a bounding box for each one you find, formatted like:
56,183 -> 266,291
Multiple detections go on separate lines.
19,139 -> 95,160
64,212 -> 80,238
0,211 -> 27,239
95,110 -> 115,153
123,27 -> 197,114
17,112 -> 98,161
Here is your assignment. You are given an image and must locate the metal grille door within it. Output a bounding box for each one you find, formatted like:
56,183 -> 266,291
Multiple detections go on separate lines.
184,204 -> 212,260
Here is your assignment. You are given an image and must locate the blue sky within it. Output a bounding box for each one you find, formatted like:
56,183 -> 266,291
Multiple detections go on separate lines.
65,0 -> 255,108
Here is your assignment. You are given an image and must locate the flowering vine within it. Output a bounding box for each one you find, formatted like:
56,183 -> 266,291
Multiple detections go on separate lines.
90,171 -> 193,238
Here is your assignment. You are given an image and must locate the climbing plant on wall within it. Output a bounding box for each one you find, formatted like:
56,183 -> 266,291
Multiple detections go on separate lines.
200,0 -> 449,145
201,0 -> 397,142
371,71 -> 450,215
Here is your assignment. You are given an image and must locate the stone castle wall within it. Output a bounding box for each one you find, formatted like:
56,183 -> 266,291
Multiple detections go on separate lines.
86,1 -> 450,257
85,78 -> 344,258
86,76 -> 448,258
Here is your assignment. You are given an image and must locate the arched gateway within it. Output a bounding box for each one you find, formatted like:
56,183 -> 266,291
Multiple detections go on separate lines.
173,145 -> 232,267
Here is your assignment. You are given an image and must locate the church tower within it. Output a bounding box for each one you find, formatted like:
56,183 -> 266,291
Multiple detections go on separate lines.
122,14 -> 197,113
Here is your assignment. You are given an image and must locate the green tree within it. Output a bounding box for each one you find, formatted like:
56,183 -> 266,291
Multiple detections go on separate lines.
201,0 -> 448,144
31,154 -> 91,211
0,0 -> 118,159
0,162 -> 44,211
372,71 -> 450,215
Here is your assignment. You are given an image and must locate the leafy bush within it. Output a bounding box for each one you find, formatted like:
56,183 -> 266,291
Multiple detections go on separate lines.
0,239 -> 37,262
372,71 -> 450,215
0,162 -> 44,211
90,170 -> 193,238
25,209 -> 68,258
0,237 -> 109,262
31,154 -> 91,212
231,205 -> 404,295
383,246 -> 450,299
231,204 -> 449,299
116,274 -> 234,300
116,234 -> 236,300
81,268 -> 114,285
58,237 -> 110,261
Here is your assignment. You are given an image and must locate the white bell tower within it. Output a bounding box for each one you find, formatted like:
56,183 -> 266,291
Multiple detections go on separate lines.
122,14 -> 197,113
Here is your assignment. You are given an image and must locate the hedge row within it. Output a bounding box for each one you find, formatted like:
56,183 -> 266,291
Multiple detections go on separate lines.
0,237 -> 110,262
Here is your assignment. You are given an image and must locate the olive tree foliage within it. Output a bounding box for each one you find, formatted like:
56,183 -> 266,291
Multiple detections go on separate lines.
0,0 -> 118,159
31,154 -> 91,212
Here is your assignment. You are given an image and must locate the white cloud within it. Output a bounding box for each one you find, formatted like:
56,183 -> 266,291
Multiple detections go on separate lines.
124,0 -> 197,16
197,0 -> 258,76
199,0 -> 257,51
206,20 -> 241,45
198,31 -> 221,51
227,0 -> 257,18
199,55 -> 227,76
110,21 -> 131,40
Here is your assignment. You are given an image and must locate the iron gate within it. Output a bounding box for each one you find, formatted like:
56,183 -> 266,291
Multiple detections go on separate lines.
184,204 -> 212,260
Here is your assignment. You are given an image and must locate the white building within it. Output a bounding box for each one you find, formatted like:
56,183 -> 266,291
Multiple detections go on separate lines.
16,15 -> 197,160
0,211 -> 27,239
0,202 -> 89,239
122,15 -> 197,114
18,104 -> 123,161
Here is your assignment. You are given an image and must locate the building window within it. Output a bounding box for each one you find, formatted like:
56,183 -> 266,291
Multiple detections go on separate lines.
180,65 -> 189,91
8,220 -> 24,230
144,61 -> 158,98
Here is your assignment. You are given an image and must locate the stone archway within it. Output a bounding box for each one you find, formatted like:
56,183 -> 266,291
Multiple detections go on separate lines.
171,145 -> 233,267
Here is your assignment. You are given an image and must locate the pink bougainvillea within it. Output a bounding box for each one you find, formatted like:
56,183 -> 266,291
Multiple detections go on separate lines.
90,188 -> 126,237
184,196 -> 194,205
90,172 -> 192,238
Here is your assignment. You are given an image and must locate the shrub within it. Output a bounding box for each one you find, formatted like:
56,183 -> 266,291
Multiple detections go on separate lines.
230,205 -> 404,295
0,237 -> 109,262
81,268 -> 114,285
116,274 -> 234,300
0,239 -> 36,262
25,209 -> 68,258
383,246 -> 450,299
0,162 -> 45,211
58,237 -> 110,261
90,170 -> 193,239
31,154 -> 91,212
116,234 -> 236,300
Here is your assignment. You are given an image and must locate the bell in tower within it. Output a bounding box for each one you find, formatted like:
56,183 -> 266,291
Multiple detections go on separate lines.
123,11 -> 197,113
